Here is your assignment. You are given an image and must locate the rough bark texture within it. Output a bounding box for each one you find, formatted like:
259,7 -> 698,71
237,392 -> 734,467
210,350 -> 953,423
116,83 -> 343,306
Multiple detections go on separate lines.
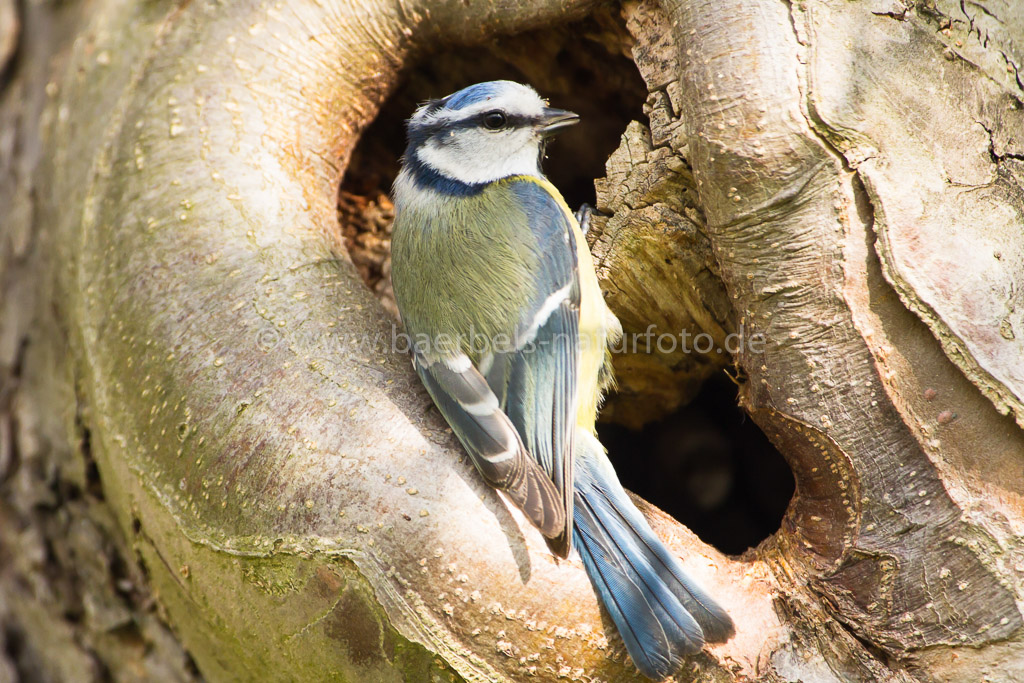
1,0 -> 1023,682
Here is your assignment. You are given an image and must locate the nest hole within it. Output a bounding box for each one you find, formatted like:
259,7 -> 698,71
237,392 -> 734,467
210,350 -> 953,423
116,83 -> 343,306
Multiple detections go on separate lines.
599,375 -> 794,555
339,10 -> 794,555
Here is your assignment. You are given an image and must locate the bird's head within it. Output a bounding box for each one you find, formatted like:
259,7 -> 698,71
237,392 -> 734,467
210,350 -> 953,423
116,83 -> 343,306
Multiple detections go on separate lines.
403,80 -> 578,187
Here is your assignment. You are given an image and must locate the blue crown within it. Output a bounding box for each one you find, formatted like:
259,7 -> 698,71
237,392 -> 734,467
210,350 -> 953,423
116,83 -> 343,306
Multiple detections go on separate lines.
442,81 -> 519,111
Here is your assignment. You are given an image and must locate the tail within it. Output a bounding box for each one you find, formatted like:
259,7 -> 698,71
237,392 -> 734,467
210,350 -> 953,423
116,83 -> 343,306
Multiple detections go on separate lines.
572,432 -> 734,680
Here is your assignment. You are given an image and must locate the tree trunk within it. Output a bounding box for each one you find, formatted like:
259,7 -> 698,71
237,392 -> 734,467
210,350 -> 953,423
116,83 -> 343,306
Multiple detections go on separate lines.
1,0 -> 1022,681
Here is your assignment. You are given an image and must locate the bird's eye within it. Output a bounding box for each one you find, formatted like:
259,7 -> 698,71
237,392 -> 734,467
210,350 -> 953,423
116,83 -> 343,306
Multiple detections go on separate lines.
483,111 -> 507,130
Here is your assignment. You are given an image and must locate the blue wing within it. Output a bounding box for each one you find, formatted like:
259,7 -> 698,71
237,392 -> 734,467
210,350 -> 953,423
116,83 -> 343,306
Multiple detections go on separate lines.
484,178 -> 580,557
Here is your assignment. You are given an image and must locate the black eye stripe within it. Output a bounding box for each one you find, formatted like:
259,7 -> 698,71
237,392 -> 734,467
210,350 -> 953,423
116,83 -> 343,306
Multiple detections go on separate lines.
407,112 -> 540,142
477,111 -> 534,129
443,112 -> 537,131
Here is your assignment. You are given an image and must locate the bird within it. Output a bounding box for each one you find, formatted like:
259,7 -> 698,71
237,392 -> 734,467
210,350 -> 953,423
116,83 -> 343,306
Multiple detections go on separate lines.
389,80 -> 734,680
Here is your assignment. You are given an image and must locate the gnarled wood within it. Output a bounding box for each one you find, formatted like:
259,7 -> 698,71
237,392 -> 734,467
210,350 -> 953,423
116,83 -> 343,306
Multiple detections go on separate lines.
3,0 -> 1023,680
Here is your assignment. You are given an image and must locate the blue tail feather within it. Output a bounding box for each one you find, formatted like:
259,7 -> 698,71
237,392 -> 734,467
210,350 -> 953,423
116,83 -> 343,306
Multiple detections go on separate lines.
574,496 -> 701,680
573,434 -> 734,680
595,483 -> 735,644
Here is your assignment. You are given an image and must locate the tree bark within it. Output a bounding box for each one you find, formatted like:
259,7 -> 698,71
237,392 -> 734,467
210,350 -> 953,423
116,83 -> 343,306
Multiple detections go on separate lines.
1,0 -> 1023,681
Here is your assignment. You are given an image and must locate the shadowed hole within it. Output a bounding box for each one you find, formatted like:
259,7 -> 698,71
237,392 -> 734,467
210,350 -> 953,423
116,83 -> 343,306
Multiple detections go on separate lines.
599,374 -> 794,555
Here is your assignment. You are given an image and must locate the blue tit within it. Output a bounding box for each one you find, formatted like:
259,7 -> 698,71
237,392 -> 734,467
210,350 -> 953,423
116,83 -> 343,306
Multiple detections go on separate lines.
390,80 -> 734,680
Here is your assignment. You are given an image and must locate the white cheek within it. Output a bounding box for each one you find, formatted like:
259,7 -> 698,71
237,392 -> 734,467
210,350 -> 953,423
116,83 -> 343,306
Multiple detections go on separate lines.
418,130 -> 542,185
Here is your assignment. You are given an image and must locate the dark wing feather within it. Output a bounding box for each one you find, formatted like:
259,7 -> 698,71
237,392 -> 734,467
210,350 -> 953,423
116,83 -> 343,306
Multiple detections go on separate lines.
414,353 -> 566,538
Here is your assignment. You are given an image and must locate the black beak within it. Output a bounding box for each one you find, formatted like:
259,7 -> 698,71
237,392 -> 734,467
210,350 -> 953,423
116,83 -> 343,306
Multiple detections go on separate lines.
539,107 -> 579,137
